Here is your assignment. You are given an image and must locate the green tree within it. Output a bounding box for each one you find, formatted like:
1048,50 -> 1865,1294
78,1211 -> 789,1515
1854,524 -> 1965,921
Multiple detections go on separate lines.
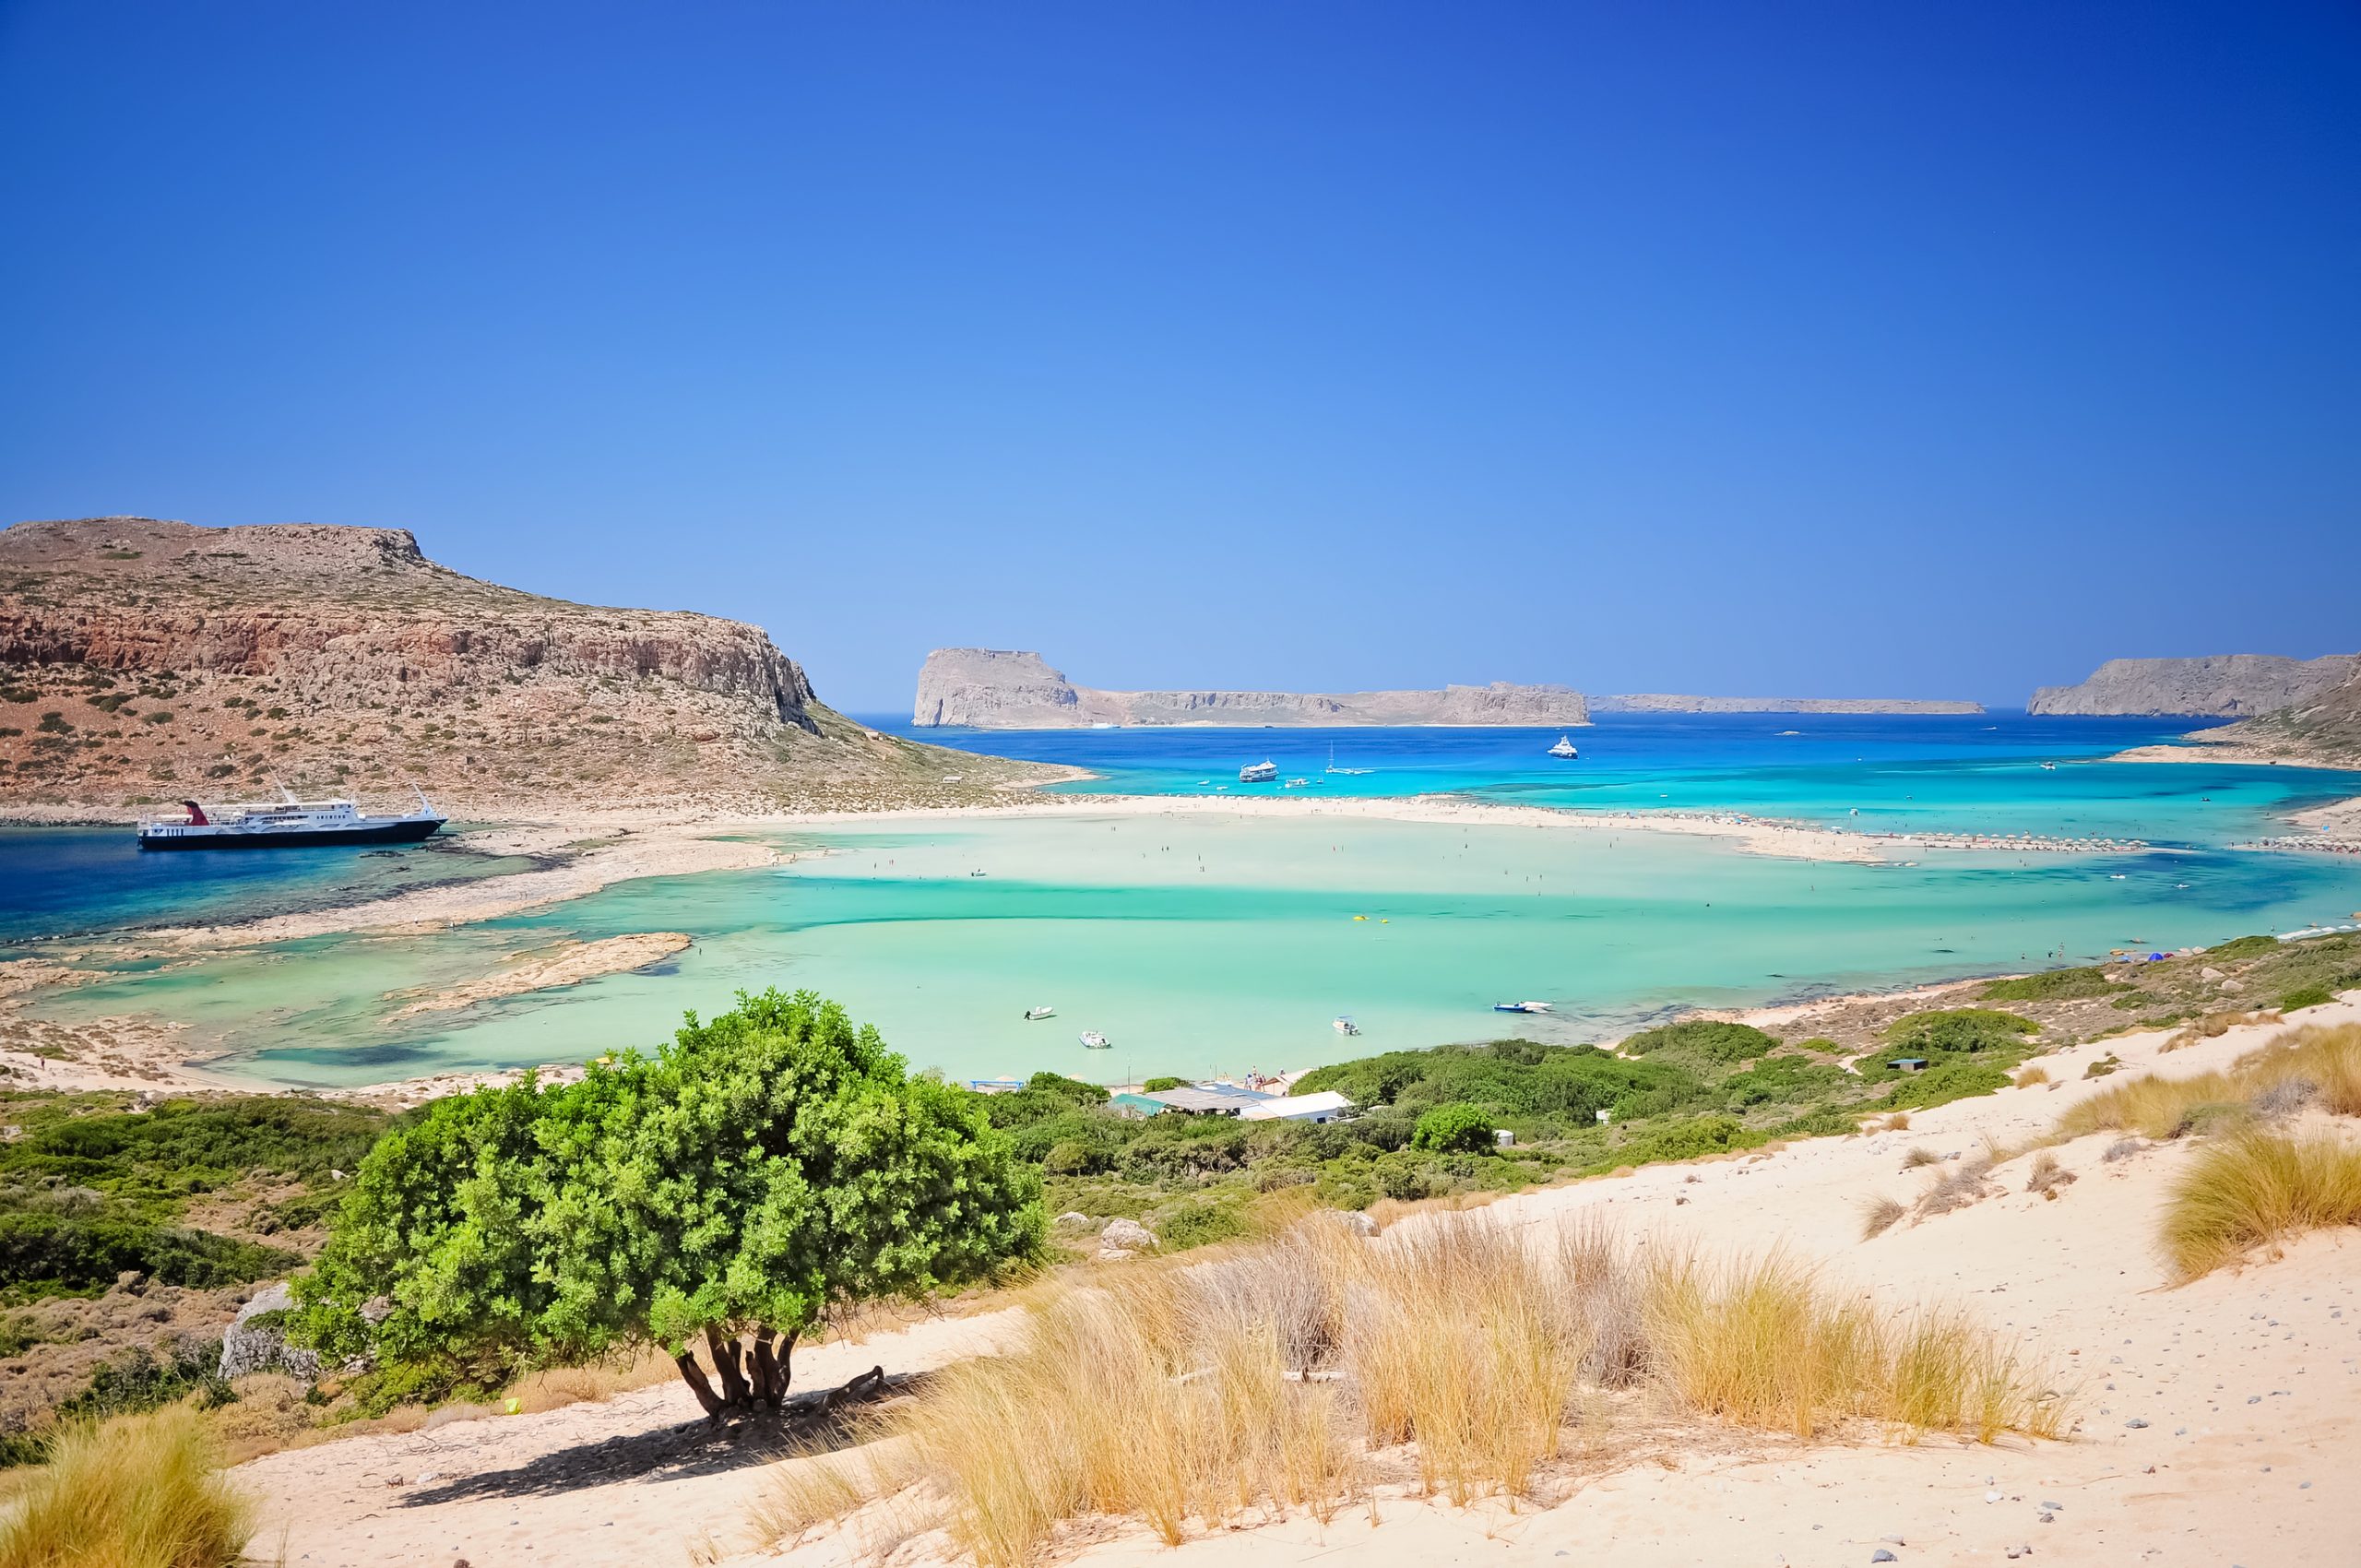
291,991 -> 1043,1419
1410,1102 -> 1496,1154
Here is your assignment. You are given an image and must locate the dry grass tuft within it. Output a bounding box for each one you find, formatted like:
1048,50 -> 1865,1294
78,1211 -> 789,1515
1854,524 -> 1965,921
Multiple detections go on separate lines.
2160,1133 -> 2361,1281
0,1406 -> 254,1568
2165,1008 -> 2284,1053
1916,1157 -> 1995,1217
1881,1112 -> 1912,1132
753,1213 -> 2068,1563
2024,1152 -> 2077,1199
2013,1065 -> 2050,1088
1900,1146 -> 1942,1170
1860,1195 -> 1906,1240
2056,1021 -> 2361,1145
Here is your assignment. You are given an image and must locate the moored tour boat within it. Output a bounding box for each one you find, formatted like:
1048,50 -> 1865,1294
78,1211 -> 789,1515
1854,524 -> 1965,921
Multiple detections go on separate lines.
1239,760 -> 1279,783
1548,735 -> 1579,758
136,789 -> 445,850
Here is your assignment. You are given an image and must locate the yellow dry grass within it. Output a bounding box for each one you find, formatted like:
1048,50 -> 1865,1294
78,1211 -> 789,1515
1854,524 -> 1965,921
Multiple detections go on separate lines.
2160,1133 -> 2361,1281
751,1214 -> 2067,1566
2055,1021 -> 2361,1142
0,1407 -> 254,1568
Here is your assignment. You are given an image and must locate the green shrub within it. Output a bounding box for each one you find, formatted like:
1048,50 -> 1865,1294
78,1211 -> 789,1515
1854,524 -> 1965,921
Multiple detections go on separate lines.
1887,1061 -> 2013,1111
2281,985 -> 2334,1012
1040,1140 -> 1109,1177
1614,1113 -> 1765,1167
1410,1103 -> 1496,1154
1620,1020 -> 1780,1064
1153,1195 -> 1250,1251
1141,1076 -> 1187,1093
1979,967 -> 2126,1003
1880,1008 -> 2038,1052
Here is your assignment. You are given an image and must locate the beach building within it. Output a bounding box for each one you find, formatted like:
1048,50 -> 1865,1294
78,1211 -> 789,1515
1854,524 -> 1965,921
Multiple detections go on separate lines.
1238,1090 -> 1352,1124
1142,1083 -> 1272,1117
1109,1092 -> 1167,1119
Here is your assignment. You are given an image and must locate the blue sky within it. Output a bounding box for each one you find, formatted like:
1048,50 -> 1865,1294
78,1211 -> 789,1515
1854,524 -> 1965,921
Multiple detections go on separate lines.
2,2 -> 2355,711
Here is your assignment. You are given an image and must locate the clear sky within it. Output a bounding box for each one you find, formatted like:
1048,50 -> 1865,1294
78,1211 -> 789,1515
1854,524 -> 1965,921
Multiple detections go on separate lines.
2,2 -> 2355,712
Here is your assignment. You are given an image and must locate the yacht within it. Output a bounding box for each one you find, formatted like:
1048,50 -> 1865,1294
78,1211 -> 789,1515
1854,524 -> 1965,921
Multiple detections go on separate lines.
1024,1005 -> 1056,1021
1548,735 -> 1579,759
1283,777 -> 1315,790
1239,760 -> 1279,783
1332,1016 -> 1360,1036
1079,1030 -> 1112,1050
136,788 -> 444,850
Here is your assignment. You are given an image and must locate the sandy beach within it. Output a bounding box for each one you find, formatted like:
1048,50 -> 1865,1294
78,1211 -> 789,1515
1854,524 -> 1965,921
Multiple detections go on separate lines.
224,992 -> 2361,1568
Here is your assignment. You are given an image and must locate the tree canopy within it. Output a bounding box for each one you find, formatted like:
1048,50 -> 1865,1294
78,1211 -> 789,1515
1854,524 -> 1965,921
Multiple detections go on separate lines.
291,990 -> 1043,1416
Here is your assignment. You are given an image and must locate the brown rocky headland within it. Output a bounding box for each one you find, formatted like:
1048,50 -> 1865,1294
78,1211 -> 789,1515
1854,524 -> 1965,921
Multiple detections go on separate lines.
0,517 -> 1063,819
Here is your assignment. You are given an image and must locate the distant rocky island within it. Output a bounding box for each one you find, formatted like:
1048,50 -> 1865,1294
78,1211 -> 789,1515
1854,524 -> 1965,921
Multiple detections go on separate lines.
1591,694 -> 1983,716
2029,654 -> 2358,718
0,517 -> 1055,817
912,649 -> 1985,729
913,649 -> 1591,729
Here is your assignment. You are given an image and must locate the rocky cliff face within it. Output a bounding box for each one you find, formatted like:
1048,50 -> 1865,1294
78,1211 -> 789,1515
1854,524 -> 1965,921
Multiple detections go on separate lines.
1,517 -> 1053,816
2028,655 -> 2359,718
1592,695 -> 1984,715
912,649 -> 1591,728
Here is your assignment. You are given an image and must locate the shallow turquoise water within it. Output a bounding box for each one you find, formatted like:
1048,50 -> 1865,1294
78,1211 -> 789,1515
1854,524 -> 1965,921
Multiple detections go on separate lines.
11,715 -> 2359,1089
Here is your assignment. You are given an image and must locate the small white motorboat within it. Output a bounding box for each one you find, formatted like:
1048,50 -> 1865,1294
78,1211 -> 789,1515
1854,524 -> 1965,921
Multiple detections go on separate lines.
1080,1030 -> 1112,1050
1548,735 -> 1579,758
1492,1001 -> 1552,1015
1024,1005 -> 1056,1021
2040,762 -> 2058,771
1284,777 -> 1315,789
1332,1016 -> 1360,1036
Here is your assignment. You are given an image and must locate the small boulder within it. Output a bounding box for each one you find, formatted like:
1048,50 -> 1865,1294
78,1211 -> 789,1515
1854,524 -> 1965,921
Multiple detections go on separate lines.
1054,1210 -> 1092,1228
1099,1218 -> 1156,1253
219,1281 -> 321,1382
1335,1210 -> 1380,1238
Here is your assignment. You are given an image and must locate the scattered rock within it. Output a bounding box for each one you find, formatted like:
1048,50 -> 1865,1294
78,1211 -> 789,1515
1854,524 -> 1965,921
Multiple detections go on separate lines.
1336,1210 -> 1380,1238
219,1280 -> 321,1382
1054,1210 -> 1091,1227
1099,1218 -> 1156,1252
2126,1418 -> 2149,1429
1872,1552 -> 1897,1564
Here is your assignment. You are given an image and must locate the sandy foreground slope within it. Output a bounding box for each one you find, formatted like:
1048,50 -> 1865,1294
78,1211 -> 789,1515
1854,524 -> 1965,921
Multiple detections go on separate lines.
240,998 -> 2361,1568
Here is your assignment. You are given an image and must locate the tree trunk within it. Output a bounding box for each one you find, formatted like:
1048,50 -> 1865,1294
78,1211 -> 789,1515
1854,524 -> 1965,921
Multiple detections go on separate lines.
673,1350 -> 725,1421
749,1328 -> 782,1410
707,1324 -> 752,1409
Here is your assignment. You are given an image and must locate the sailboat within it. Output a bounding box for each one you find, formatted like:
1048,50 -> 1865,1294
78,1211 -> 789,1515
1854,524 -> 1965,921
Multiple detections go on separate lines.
1325,742 -> 1371,777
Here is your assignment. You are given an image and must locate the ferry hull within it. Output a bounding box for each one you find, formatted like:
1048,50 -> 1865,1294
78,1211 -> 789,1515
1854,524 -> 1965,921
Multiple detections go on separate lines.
137,818 -> 445,850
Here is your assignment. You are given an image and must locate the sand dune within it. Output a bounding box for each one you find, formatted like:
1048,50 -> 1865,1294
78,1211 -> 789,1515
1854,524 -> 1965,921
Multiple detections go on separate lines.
230,993 -> 2361,1567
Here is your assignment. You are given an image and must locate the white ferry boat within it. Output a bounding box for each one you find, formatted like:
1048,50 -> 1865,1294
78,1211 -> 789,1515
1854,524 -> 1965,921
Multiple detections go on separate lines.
136,789 -> 445,850
1239,760 -> 1279,783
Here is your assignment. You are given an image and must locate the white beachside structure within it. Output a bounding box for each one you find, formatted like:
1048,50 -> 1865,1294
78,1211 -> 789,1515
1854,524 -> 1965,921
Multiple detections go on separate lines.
1238,1089 -> 1351,1124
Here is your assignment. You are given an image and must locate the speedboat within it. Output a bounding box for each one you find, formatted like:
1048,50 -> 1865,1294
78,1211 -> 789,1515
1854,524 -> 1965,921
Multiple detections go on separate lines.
1024,1005 -> 1056,1021
1548,735 -> 1579,758
1079,1030 -> 1112,1050
1284,777 -> 1315,789
1332,1016 -> 1360,1036
1492,1001 -> 1553,1015
1239,760 -> 1279,783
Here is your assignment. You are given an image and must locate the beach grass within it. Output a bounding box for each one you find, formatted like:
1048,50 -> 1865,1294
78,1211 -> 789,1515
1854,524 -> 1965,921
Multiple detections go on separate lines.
2161,1133 -> 2361,1281
751,1213 -> 2067,1565
2055,1022 -> 2361,1142
0,1406 -> 253,1568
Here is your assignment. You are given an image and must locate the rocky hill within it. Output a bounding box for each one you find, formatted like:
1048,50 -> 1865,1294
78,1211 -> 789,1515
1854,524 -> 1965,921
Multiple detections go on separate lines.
1591,694 -> 1983,715
2189,667 -> 2361,766
2028,654 -> 2358,717
0,517 -> 1057,817
912,649 -> 1591,728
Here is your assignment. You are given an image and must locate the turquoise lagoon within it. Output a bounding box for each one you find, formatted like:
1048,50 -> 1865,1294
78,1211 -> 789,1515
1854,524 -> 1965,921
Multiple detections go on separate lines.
7,714 -> 2360,1089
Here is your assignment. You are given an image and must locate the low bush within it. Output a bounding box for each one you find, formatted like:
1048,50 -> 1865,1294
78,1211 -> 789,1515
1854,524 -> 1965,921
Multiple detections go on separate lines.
1410,1103 -> 1495,1154
1620,1020 -> 1779,1066
2280,985 -> 2334,1012
1979,967 -> 2126,1004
